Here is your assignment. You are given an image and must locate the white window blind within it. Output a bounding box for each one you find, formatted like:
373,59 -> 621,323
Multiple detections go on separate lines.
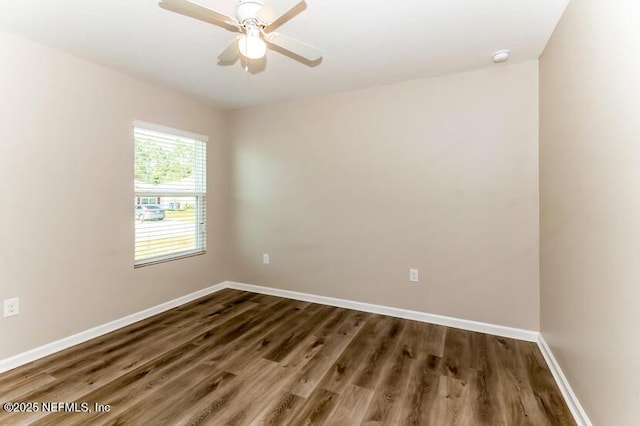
134,122 -> 207,267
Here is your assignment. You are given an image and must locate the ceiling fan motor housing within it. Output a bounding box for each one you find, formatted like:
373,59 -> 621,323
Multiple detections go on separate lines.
237,0 -> 265,24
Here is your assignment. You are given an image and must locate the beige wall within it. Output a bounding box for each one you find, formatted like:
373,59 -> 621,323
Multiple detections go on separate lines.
229,61 -> 540,330
0,31 -> 229,360
540,1 -> 640,424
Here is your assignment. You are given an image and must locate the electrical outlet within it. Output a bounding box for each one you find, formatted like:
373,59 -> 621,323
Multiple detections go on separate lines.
3,297 -> 19,318
409,268 -> 419,282
263,253 -> 270,264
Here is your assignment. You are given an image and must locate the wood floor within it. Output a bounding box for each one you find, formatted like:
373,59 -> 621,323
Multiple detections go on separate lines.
0,289 -> 575,425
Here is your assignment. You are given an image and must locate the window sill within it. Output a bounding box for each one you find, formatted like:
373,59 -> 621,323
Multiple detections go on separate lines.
134,249 -> 206,268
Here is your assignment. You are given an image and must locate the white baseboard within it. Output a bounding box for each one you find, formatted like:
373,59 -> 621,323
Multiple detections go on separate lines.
0,279 -> 587,426
227,281 -> 589,425
225,281 -> 539,342
0,282 -> 227,374
0,279 -> 540,375
537,334 -> 592,426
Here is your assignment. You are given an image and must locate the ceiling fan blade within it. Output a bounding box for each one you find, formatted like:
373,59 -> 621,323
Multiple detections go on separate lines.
160,0 -> 239,27
266,32 -> 322,62
257,0 -> 303,26
217,38 -> 240,63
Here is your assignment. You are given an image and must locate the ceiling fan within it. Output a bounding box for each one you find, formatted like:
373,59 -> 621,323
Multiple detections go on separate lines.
159,0 -> 322,64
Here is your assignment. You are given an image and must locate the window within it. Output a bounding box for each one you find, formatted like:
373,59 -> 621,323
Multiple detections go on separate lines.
134,121 -> 207,267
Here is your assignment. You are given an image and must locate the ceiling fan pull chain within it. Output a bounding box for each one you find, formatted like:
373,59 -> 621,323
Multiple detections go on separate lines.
242,55 -> 249,73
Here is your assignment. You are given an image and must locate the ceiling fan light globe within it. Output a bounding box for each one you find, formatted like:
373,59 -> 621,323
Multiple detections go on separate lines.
238,34 -> 267,59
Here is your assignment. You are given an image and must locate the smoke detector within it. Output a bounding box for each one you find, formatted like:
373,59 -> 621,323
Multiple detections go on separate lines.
492,50 -> 511,63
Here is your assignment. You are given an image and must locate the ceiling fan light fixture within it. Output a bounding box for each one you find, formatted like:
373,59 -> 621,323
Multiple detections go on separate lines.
238,26 -> 266,59
162,0 -> 322,65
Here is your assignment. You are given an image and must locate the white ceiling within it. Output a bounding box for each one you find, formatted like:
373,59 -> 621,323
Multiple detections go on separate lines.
0,0 -> 568,109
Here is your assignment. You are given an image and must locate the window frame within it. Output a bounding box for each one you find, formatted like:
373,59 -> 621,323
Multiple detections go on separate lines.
133,120 -> 208,268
